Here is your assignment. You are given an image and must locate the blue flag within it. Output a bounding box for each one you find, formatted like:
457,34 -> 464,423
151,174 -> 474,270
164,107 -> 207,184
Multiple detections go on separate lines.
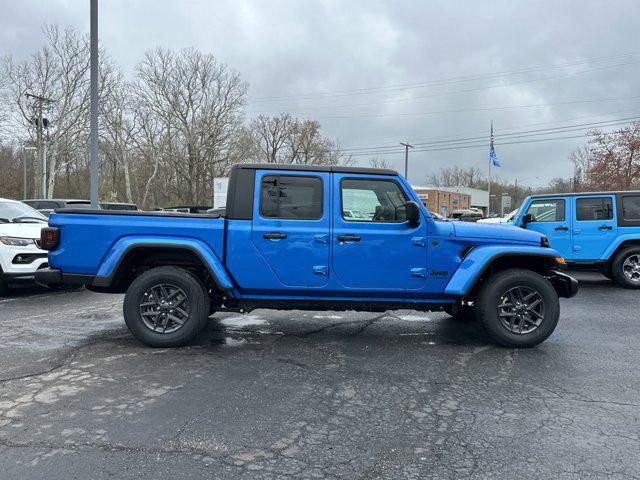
490,123 -> 501,167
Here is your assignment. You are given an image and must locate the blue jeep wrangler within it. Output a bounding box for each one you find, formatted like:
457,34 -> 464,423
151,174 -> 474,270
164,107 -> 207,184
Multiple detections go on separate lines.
514,192 -> 640,288
35,164 -> 577,348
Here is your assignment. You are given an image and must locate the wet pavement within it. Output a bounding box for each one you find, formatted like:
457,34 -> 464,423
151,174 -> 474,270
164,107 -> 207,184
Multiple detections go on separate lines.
0,272 -> 639,479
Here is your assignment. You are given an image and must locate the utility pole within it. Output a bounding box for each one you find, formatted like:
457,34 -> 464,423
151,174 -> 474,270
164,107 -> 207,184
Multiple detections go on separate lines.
89,0 -> 100,208
25,93 -> 54,198
400,142 -> 414,179
22,145 -> 36,200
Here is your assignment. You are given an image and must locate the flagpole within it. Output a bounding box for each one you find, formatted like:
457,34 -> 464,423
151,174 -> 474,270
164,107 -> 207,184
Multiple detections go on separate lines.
488,120 -> 492,216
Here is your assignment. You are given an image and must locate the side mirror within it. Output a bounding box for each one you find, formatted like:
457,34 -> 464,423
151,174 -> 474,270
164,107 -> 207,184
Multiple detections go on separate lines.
405,201 -> 421,227
521,213 -> 533,228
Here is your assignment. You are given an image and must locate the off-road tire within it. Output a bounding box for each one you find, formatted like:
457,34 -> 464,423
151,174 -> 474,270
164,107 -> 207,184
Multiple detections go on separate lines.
123,266 -> 210,347
476,268 -> 560,348
611,247 -> 640,289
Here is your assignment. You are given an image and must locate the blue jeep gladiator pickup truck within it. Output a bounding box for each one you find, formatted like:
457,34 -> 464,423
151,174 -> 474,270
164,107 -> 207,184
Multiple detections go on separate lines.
35,164 -> 577,348
513,191 -> 640,288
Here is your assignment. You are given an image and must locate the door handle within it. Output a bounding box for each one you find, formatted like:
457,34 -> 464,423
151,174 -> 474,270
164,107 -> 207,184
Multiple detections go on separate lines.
263,232 -> 287,240
337,234 -> 361,243
598,225 -> 613,231
555,226 -> 569,231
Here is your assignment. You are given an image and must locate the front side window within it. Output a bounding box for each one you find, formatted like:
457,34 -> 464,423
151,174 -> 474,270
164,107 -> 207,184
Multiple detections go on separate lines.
576,197 -> 613,221
341,178 -> 408,222
260,175 -> 323,220
525,199 -> 565,222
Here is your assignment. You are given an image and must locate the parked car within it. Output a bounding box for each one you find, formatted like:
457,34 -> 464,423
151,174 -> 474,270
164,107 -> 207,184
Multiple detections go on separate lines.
450,208 -> 483,220
514,191 -> 640,288
478,209 -> 519,224
0,198 -> 48,294
100,202 -> 138,211
166,205 -> 211,214
458,212 -> 484,222
23,199 -> 97,217
36,163 -> 577,348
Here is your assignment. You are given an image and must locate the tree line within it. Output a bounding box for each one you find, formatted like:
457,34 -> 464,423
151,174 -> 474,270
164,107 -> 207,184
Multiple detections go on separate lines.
0,25 -> 348,208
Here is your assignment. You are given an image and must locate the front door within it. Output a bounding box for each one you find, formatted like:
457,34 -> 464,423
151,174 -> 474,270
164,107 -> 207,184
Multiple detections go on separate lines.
522,197 -> 572,258
251,171 -> 330,289
332,174 -> 427,292
572,195 -> 617,260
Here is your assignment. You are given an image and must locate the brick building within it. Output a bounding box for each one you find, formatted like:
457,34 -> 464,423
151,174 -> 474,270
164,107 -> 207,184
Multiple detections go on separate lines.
411,186 -> 471,217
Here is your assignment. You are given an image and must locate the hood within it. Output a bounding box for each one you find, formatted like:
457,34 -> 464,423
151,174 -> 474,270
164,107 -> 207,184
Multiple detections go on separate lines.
0,222 -> 46,240
452,221 -> 543,245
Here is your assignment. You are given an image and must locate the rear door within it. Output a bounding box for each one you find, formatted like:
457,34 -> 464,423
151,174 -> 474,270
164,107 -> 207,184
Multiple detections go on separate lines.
572,195 -> 617,260
251,171 -> 330,289
522,198 -> 571,257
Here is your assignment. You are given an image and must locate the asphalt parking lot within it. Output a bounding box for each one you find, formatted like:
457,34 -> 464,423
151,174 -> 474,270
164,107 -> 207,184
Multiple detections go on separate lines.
1,272 -> 639,479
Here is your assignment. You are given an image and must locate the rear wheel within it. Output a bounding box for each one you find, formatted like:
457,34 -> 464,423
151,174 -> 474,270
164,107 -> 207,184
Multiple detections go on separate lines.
611,247 -> 640,289
476,268 -> 559,348
123,266 -> 210,347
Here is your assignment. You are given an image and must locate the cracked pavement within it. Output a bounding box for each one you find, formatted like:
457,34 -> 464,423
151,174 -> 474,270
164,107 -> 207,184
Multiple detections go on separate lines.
1,272 -> 639,479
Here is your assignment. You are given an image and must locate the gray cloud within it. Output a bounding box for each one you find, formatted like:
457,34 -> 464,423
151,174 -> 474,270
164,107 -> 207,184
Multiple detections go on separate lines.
1,0 -> 638,187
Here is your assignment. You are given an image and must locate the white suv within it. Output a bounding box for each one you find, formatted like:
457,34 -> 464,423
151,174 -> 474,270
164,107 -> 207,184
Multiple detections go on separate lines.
0,198 -> 48,294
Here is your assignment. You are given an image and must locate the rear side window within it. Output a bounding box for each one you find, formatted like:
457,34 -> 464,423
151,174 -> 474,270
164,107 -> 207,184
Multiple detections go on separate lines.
622,196 -> 640,220
260,175 -> 323,220
341,178 -> 408,222
525,199 -> 565,222
576,197 -> 613,221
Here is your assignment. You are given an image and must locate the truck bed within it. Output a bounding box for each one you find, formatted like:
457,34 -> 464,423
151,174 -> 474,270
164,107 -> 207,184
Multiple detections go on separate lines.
47,210 -> 225,276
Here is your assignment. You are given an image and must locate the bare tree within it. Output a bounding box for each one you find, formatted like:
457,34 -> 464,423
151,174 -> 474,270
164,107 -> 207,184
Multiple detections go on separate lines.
426,165 -> 484,188
5,26 -> 96,197
369,157 -> 391,170
133,47 -> 248,204
585,123 -> 640,190
247,113 -> 349,166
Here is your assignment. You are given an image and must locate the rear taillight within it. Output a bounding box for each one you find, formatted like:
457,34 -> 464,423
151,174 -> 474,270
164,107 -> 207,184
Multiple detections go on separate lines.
40,227 -> 60,251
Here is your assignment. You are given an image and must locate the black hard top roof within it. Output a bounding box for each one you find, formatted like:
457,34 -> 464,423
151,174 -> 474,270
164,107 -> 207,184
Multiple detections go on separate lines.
25,198 -> 91,203
232,163 -> 397,176
529,190 -> 640,199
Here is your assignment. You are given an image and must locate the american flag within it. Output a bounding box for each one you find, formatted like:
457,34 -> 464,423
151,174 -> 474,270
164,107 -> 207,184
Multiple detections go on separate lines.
490,122 -> 501,168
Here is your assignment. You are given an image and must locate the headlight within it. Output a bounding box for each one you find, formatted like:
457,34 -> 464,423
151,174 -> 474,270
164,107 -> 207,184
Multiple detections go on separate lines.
0,236 -> 36,247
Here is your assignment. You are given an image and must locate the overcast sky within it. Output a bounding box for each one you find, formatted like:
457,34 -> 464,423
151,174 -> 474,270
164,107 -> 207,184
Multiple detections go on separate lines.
2,0 -> 639,187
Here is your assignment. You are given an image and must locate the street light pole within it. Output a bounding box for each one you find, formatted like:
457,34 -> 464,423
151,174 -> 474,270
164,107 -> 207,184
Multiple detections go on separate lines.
400,142 -> 414,179
89,0 -> 100,208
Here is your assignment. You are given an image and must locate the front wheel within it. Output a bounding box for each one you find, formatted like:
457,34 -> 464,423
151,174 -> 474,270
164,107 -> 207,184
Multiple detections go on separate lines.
611,247 -> 640,289
123,266 -> 210,347
476,269 -> 560,348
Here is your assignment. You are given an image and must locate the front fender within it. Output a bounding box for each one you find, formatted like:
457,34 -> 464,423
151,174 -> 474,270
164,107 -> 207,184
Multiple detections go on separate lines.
92,236 -> 234,291
444,245 -> 560,296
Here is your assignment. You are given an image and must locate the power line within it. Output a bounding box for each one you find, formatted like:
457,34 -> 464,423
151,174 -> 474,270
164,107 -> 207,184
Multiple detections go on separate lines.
251,60 -> 640,113
339,107 -> 640,149
341,115 -> 640,153
250,51 -> 640,102
344,122 -> 636,157
319,94 -> 640,120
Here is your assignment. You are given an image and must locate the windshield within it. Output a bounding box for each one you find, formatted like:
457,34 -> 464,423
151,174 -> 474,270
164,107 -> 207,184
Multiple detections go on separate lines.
0,201 -> 47,223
